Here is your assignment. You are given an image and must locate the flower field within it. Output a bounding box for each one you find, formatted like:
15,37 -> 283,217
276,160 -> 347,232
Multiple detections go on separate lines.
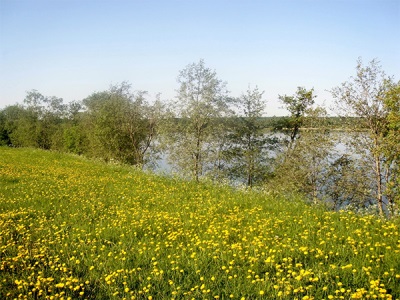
0,147 -> 399,299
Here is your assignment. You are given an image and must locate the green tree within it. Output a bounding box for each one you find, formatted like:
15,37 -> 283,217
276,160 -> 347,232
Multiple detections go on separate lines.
59,101 -> 87,155
331,58 -> 395,217
0,106 -> 18,146
277,87 -> 316,148
272,107 -> 335,203
167,60 -> 230,181
325,154 -> 373,210
1,104 -> 38,148
226,86 -> 275,187
382,80 -> 400,216
19,90 -> 67,149
271,87 -> 324,201
7,90 -> 68,149
83,82 -> 161,166
61,124 -> 87,155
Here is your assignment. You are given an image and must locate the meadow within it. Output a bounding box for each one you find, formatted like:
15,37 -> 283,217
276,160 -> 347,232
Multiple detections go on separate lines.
0,147 -> 399,299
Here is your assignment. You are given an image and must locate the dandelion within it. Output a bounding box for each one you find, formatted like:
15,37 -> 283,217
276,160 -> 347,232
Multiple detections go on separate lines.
1,148 -> 399,299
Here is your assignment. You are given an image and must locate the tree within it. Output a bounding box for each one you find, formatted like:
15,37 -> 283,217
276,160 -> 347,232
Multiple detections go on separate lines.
382,81 -> 400,216
167,60 -> 230,181
277,87 -> 316,148
82,82 -> 161,166
0,106 -> 17,146
331,58 -> 395,217
6,90 -> 68,150
19,90 -> 67,149
0,96 -> 51,149
271,106 -> 335,203
58,101 -> 87,155
0,90 -> 80,151
325,154 -> 373,210
271,87 -> 322,199
225,86 -> 275,187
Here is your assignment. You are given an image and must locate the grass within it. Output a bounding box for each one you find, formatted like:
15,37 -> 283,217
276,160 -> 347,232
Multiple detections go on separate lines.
0,147 -> 399,299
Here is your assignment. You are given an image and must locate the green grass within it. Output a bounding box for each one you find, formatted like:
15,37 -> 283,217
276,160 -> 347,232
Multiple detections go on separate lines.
0,147 -> 399,299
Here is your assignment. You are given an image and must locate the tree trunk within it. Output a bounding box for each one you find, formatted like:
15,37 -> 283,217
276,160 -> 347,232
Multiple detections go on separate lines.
194,134 -> 201,182
384,165 -> 395,218
375,155 -> 384,217
247,134 -> 253,188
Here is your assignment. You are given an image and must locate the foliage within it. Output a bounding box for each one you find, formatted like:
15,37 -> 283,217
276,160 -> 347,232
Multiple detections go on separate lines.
382,81 -> 400,216
0,84 -> 162,169
331,58 -> 395,217
277,87 -> 316,147
0,91 -> 67,149
271,107 -> 336,204
272,88 -> 331,203
82,82 -> 162,166
324,154 -> 373,210
165,59 -> 230,181
225,86 -> 277,187
62,124 -> 87,155
0,105 -> 22,146
1,147 -> 399,299
24,90 -> 67,149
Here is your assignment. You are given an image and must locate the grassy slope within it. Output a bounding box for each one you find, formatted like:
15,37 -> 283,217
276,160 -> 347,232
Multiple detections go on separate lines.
0,147 -> 399,300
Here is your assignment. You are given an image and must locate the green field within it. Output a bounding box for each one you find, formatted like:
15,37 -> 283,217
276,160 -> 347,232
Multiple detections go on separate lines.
1,147 -> 399,299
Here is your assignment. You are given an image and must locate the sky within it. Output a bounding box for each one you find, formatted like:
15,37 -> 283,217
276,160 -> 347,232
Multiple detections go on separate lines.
1,0 -> 399,116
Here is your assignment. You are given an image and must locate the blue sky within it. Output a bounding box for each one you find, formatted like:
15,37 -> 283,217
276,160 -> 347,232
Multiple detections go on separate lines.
1,0 -> 399,115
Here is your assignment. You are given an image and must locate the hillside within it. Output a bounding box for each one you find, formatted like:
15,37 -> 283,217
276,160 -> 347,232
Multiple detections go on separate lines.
0,147 -> 399,299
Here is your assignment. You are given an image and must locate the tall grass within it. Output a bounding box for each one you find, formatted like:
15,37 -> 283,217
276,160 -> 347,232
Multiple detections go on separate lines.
0,147 -> 399,299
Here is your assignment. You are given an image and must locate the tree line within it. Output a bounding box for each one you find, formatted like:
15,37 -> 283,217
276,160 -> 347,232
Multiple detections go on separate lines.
0,58 -> 399,217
